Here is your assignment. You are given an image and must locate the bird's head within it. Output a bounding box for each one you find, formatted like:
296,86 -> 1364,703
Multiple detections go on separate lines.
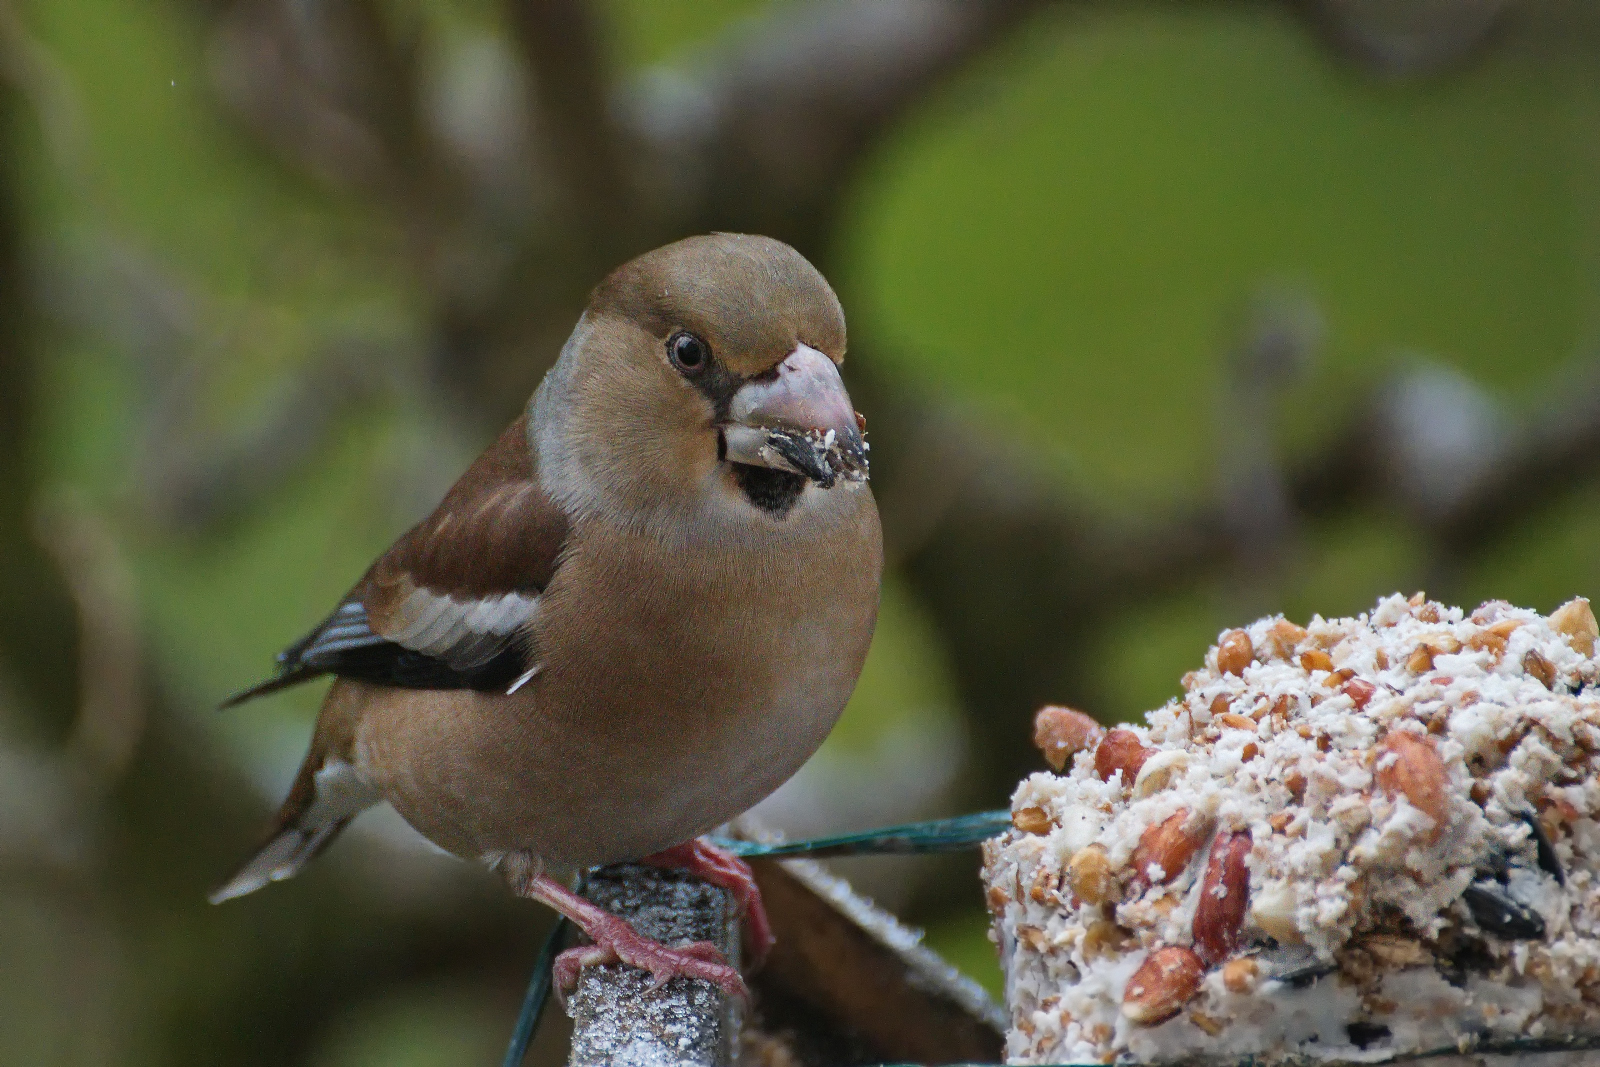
535,233 -> 869,523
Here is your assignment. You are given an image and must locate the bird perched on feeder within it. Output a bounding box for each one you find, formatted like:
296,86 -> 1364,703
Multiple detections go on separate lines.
212,233 -> 882,998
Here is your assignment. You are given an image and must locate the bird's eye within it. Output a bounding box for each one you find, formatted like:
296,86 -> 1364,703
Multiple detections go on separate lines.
668,331 -> 710,375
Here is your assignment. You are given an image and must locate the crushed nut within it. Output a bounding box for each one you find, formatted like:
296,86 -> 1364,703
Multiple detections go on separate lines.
1013,806 -> 1053,835
1266,619 -> 1307,660
1188,1010 -> 1226,1036
1341,678 -> 1377,709
1029,866 -> 1057,904
1133,749 -> 1189,797
1524,649 -> 1558,690
1218,712 -> 1257,731
1249,882 -> 1302,945
1407,644 -> 1439,674
1018,925 -> 1049,951
1467,621 -> 1520,661
1362,935 -> 1431,969
1082,918 -> 1129,960
1033,705 -> 1107,771
1552,597 -> 1599,656
1222,957 -> 1261,994
1068,844 -> 1116,906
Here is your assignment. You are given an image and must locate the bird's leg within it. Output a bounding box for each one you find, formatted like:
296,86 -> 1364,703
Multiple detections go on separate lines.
640,837 -> 774,966
512,870 -> 749,1003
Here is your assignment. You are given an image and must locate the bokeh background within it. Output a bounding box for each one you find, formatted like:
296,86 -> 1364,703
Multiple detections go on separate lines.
3,0 -> 1598,1063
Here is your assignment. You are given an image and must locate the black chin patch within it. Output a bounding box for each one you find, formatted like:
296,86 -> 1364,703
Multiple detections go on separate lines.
732,463 -> 807,517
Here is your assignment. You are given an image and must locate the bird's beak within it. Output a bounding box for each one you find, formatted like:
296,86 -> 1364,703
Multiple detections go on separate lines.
720,344 -> 869,488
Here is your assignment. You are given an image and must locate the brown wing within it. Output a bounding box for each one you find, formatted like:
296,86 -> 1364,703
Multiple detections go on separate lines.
221,415 -> 570,707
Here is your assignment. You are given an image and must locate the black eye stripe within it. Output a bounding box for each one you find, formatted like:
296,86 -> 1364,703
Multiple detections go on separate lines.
666,330 -> 741,420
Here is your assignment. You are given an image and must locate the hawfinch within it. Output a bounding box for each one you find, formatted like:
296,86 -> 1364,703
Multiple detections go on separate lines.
213,234 -> 882,997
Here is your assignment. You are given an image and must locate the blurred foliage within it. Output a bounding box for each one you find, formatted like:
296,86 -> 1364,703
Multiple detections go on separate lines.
5,0 -> 1600,1061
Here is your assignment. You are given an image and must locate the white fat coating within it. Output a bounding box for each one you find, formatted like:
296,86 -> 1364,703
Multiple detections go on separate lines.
386,586 -> 540,670
986,594 -> 1600,1064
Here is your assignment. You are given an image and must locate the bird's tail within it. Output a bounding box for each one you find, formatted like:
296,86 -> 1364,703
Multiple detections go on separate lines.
208,817 -> 352,904
209,752 -> 378,904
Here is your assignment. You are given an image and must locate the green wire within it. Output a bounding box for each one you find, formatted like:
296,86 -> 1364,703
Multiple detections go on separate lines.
707,809 -> 1013,859
501,917 -> 566,1067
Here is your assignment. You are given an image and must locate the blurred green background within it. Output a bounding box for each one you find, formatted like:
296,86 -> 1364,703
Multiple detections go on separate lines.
3,0 -> 1597,1063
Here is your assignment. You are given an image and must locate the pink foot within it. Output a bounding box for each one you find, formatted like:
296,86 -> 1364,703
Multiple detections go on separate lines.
515,872 -> 749,1002
552,931 -> 741,998
642,838 -> 774,967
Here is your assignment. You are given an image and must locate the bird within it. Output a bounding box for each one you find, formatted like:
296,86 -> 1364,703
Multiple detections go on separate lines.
211,233 -> 883,999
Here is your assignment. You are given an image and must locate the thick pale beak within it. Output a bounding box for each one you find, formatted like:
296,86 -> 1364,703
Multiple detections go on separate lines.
720,344 -> 869,488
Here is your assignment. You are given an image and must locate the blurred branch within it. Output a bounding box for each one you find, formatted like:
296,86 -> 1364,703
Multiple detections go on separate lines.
208,0 -> 430,204
1434,358 -> 1600,554
0,49 -> 77,729
1106,353 -> 1600,601
507,0 -> 628,249
133,338 -> 400,537
33,491 -> 144,789
671,0 -> 1049,240
1294,0 -> 1517,77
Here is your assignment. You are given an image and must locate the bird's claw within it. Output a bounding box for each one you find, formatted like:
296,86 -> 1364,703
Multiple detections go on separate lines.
641,838 -> 775,968
553,933 -> 749,1003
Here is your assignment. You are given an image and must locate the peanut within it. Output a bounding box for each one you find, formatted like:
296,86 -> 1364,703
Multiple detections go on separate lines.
1217,712 -> 1256,731
1217,629 -> 1254,676
1376,730 -> 1449,843
1130,810 -> 1210,891
1095,729 -> 1153,785
1300,649 -> 1334,673
1193,830 -> 1252,966
1032,705 -> 1106,771
1122,947 -> 1204,1025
